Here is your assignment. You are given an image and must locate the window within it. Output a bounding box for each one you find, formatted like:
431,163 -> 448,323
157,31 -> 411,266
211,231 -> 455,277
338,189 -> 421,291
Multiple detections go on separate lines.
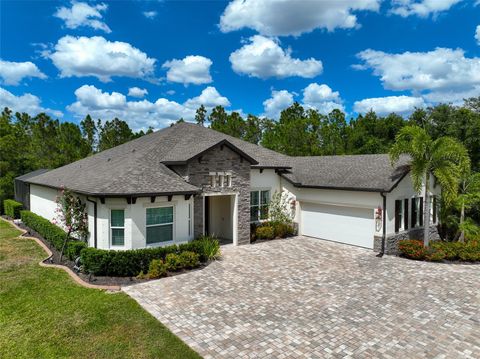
146,207 -> 174,244
250,190 -> 270,222
429,196 -> 438,224
411,197 -> 423,228
404,198 -> 409,230
395,200 -> 404,233
110,209 -> 125,246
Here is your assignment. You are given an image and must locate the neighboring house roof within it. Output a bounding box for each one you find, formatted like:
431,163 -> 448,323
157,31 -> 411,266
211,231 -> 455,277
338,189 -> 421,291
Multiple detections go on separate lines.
282,154 -> 410,192
15,169 -> 50,181
24,122 -> 411,196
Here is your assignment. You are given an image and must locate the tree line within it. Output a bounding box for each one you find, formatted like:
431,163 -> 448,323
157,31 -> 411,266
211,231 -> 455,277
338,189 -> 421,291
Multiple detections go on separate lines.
1,98 -> 479,236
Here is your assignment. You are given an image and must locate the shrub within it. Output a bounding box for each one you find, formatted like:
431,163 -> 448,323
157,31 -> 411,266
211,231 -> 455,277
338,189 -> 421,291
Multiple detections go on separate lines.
81,237 -> 220,277
65,241 -> 87,261
398,240 -> 427,260
179,251 -> 200,269
184,235 -> 220,261
3,199 -> 23,219
165,253 -> 182,271
21,210 -> 66,251
271,221 -> 294,238
255,225 -> 275,240
425,248 -> 446,262
458,241 -> 480,262
430,241 -> 462,260
147,259 -> 167,279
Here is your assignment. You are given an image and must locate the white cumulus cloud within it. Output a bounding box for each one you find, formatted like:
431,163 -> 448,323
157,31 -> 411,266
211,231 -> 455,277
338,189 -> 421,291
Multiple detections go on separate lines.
353,95 -> 426,116
220,0 -> 381,36
162,55 -> 213,85
262,90 -> 294,118
0,87 -> 62,117
184,86 -> 231,109
390,0 -> 462,17
0,59 -> 47,85
128,87 -> 148,98
355,47 -> 480,103
143,11 -> 158,19
54,1 -> 111,33
230,35 -> 322,79
67,85 -> 231,130
47,36 -> 156,82
302,83 -> 344,114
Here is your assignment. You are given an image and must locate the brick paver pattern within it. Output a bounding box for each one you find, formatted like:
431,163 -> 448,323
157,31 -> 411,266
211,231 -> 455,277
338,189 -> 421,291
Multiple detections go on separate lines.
123,237 -> 480,359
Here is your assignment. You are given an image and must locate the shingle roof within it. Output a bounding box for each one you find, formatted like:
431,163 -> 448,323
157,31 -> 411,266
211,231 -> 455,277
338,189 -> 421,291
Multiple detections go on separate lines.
25,122 -> 410,195
25,122 -> 290,196
282,154 -> 410,192
15,169 -> 50,181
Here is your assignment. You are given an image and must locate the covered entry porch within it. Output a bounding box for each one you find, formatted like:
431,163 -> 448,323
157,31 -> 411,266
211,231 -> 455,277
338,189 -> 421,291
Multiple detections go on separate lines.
203,192 -> 238,245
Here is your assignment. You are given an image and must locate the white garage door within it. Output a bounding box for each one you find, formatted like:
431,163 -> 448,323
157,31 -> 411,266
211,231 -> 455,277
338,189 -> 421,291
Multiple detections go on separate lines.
301,202 -> 374,249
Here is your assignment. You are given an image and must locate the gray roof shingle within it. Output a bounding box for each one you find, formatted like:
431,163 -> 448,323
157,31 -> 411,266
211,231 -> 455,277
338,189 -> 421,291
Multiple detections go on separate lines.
282,154 -> 410,192
25,122 -> 410,195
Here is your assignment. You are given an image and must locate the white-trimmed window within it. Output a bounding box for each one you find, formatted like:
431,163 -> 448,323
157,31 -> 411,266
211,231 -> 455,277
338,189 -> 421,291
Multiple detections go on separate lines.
110,209 -> 125,246
146,207 -> 174,244
250,190 -> 270,222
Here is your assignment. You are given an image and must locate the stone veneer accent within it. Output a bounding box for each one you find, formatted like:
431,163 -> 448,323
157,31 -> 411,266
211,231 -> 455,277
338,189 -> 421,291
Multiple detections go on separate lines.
374,225 -> 441,255
172,145 -> 251,245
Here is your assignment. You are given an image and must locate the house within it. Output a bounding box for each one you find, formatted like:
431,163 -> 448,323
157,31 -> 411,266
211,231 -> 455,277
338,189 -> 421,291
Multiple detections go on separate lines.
17,122 -> 441,254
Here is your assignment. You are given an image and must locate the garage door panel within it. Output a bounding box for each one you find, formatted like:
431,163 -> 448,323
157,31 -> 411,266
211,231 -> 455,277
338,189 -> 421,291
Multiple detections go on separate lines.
301,202 -> 374,249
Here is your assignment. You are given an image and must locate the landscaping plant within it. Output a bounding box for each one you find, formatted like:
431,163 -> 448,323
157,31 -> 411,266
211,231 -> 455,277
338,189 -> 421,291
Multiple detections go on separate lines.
3,199 -> 22,219
54,188 -> 88,261
390,126 -> 470,246
147,259 -> 167,279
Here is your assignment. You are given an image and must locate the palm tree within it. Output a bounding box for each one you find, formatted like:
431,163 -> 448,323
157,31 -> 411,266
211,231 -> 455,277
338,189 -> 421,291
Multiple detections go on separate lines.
390,126 -> 470,246
456,172 -> 480,242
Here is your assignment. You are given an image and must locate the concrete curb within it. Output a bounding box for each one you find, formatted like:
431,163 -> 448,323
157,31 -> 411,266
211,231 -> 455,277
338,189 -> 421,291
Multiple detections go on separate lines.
1,217 -> 120,292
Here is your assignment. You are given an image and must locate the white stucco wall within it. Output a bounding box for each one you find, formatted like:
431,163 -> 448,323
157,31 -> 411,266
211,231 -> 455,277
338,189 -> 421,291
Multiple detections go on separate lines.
30,184 -> 59,223
95,195 -> 194,250
30,184 -> 194,250
250,169 -> 281,195
385,173 -> 441,236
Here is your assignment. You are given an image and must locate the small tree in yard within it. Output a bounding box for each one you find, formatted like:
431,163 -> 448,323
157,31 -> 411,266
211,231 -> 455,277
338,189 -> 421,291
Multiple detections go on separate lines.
390,126 -> 470,246
54,188 -> 88,261
269,191 -> 295,224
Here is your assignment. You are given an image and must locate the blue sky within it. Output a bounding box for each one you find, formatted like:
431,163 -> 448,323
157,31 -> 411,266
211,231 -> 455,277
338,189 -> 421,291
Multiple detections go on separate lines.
1,0 -> 479,130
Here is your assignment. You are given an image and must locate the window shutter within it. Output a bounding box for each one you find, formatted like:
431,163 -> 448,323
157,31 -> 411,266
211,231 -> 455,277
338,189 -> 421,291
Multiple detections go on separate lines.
404,198 -> 409,230
411,198 -> 416,228
433,196 -> 437,223
395,200 -> 401,233
419,197 -> 424,226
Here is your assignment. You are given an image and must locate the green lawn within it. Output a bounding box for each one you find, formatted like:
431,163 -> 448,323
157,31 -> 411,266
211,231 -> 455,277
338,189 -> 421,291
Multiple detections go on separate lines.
0,219 -> 201,359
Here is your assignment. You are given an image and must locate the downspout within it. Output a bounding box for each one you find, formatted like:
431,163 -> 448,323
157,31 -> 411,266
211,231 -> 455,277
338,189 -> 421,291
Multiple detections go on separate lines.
86,197 -> 98,248
376,192 -> 387,258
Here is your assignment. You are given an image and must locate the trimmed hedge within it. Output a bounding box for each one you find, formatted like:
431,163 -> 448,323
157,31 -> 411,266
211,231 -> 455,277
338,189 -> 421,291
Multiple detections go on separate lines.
21,210 -> 65,250
81,237 -> 220,277
3,199 -> 23,219
20,210 -> 86,260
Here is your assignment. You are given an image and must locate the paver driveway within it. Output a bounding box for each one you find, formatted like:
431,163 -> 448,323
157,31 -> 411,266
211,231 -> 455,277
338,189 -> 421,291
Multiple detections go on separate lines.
123,237 -> 480,359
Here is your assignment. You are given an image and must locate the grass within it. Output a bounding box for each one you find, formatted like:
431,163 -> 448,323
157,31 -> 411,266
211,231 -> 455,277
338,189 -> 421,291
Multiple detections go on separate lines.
0,219 -> 201,359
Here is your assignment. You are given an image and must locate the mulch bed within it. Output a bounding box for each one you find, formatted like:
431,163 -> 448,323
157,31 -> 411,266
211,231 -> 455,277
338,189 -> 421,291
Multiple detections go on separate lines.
4,217 -> 212,287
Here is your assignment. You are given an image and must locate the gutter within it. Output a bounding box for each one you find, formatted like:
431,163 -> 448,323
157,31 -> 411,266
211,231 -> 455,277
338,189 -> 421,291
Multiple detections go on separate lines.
86,197 -> 98,248
376,192 -> 387,258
